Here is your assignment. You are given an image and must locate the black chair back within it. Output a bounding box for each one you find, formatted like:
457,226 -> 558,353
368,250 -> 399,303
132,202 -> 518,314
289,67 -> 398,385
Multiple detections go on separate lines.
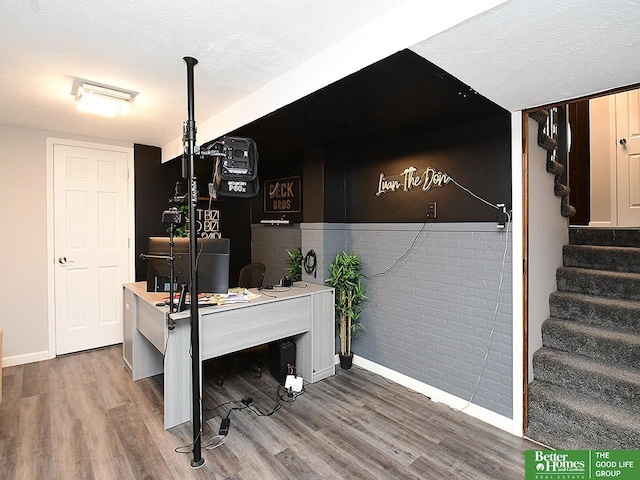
238,262 -> 266,288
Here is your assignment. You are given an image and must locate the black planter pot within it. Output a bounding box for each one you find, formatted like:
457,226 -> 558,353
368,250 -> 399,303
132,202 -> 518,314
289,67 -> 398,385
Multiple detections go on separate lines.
339,353 -> 353,370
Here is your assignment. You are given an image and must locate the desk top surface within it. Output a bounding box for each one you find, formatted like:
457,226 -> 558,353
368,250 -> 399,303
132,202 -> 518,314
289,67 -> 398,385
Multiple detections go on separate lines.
124,281 -> 334,317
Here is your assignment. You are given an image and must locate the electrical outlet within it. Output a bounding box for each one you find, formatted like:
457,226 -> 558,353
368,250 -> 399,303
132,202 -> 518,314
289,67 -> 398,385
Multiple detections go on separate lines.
497,204 -> 508,229
426,201 -> 437,219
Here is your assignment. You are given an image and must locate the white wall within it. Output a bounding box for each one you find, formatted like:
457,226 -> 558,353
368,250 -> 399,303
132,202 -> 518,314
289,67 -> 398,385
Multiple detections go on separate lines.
1,125 -> 50,364
527,117 -> 569,381
510,111 -> 524,435
0,123 -> 130,366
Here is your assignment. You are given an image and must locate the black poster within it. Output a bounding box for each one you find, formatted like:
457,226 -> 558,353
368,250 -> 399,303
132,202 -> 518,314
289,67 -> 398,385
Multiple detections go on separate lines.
264,176 -> 301,214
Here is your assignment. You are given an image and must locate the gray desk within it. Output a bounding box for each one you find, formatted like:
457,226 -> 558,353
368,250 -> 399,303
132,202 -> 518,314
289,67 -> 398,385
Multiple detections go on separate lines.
123,281 -> 335,429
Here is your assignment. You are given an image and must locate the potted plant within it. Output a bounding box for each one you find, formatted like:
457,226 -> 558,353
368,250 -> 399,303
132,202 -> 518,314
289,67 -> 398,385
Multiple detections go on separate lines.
285,248 -> 303,282
325,251 -> 366,369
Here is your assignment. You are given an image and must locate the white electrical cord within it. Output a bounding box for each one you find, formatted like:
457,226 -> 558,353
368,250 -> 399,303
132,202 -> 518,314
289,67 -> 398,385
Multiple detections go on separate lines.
449,177 -> 500,211
457,210 -> 511,412
366,174 -> 512,412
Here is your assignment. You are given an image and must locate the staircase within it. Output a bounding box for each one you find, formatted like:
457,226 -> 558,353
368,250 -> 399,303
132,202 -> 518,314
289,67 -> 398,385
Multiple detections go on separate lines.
529,109 -> 576,218
527,227 -> 640,449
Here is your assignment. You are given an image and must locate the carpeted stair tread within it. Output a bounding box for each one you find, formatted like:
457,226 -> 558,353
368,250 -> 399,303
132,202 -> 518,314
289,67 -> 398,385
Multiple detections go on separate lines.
563,244 -> 640,273
532,347 -> 640,412
549,291 -> 640,334
543,318 -> 640,369
529,110 -> 549,125
570,228 -> 640,248
530,228 -> 640,450
556,266 -> 640,300
527,380 -> 640,450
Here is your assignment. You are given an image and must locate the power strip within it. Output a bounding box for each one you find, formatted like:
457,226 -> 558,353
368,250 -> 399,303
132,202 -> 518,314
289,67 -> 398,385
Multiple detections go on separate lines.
284,374 -> 303,393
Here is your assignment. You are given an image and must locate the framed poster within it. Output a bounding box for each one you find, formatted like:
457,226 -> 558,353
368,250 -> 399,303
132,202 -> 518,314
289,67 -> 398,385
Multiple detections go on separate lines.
264,176 -> 301,214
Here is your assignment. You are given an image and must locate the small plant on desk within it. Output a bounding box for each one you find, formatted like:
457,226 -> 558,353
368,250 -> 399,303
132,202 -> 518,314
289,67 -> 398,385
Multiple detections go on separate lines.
285,248 -> 303,282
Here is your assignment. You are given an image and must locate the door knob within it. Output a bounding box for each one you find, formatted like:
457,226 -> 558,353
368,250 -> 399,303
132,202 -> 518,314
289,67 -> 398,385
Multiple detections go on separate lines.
620,138 -> 627,147
58,256 -> 74,265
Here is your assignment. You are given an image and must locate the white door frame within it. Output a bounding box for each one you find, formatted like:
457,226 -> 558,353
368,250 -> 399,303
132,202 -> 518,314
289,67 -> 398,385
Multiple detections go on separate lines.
614,89 -> 640,227
46,137 -> 135,358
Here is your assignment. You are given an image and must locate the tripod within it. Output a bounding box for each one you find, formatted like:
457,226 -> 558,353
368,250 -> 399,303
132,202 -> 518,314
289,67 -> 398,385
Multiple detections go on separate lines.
140,208 -> 185,313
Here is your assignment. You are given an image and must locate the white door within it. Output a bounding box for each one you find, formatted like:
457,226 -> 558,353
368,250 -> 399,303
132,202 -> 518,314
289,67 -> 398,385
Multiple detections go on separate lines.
53,144 -> 130,355
615,89 -> 640,226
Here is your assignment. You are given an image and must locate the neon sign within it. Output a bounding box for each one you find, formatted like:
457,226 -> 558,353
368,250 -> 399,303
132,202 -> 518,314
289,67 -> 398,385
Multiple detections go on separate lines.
376,166 -> 451,196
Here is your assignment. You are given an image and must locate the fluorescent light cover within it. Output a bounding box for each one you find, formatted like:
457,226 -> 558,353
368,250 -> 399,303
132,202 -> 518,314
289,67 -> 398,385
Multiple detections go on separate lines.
76,83 -> 132,117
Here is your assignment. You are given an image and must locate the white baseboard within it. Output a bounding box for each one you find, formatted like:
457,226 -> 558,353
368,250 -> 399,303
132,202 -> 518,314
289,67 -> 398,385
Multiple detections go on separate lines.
336,354 -> 515,435
3,350 -> 51,367
588,221 -> 613,227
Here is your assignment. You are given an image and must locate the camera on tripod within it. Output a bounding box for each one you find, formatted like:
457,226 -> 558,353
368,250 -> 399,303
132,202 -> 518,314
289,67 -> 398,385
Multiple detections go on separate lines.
162,208 -> 185,226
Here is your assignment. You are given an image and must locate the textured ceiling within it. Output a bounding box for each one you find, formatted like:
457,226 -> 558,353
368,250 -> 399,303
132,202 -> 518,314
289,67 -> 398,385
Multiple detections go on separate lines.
411,0 -> 640,111
0,0 -> 407,146
1,0 -> 639,150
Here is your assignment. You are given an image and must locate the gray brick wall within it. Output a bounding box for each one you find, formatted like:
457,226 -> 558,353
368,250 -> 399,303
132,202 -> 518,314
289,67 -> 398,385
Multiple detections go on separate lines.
354,223 -> 512,418
254,221 -> 513,418
300,223 -> 347,284
250,224 -> 301,286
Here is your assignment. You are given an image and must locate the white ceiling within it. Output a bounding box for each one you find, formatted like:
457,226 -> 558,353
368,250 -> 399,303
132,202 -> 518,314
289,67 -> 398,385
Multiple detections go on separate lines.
1,0 -> 639,151
0,0 -> 410,147
411,0 -> 640,112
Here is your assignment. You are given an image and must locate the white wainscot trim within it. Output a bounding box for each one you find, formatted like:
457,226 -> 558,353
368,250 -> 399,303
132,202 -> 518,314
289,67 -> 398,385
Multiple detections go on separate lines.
337,354 -> 516,435
3,350 -> 51,367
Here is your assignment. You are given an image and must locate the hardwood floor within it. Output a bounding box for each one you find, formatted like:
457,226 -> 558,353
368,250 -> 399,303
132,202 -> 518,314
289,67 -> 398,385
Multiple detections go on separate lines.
0,345 -> 538,479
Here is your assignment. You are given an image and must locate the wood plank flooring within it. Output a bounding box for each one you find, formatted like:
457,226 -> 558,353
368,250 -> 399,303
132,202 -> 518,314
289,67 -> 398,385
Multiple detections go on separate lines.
0,345 -> 539,479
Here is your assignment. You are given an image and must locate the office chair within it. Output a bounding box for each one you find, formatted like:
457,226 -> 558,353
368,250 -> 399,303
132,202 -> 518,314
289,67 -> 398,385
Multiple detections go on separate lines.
238,262 -> 266,289
216,262 -> 266,386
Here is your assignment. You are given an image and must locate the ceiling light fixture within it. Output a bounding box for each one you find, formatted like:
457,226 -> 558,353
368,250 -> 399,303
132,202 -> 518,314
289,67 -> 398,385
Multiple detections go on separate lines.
75,82 -> 133,117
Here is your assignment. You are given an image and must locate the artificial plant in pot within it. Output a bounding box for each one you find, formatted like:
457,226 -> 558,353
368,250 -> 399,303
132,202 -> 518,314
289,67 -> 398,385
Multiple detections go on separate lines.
325,251 -> 366,369
285,248 -> 303,282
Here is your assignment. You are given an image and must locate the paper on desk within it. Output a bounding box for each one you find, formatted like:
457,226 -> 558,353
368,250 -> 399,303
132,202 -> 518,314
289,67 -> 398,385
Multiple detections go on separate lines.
170,288 -> 260,306
212,288 -> 260,304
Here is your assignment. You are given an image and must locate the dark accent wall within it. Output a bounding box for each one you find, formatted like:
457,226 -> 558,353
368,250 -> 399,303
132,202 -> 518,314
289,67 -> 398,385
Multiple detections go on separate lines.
345,114 -> 512,223
134,144 -> 182,281
232,50 -> 510,225
302,149 -> 324,223
134,144 -> 252,286
246,114 -> 510,224
213,198 -> 251,286
299,149 -> 346,223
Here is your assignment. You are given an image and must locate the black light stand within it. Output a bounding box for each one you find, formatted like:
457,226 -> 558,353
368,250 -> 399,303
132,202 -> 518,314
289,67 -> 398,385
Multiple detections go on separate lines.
180,56 -> 258,467
183,56 -> 205,469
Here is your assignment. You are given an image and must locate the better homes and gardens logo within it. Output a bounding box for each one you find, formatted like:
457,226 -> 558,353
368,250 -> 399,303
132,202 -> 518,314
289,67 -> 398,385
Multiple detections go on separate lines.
526,450 -> 640,480
529,450 -> 587,479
